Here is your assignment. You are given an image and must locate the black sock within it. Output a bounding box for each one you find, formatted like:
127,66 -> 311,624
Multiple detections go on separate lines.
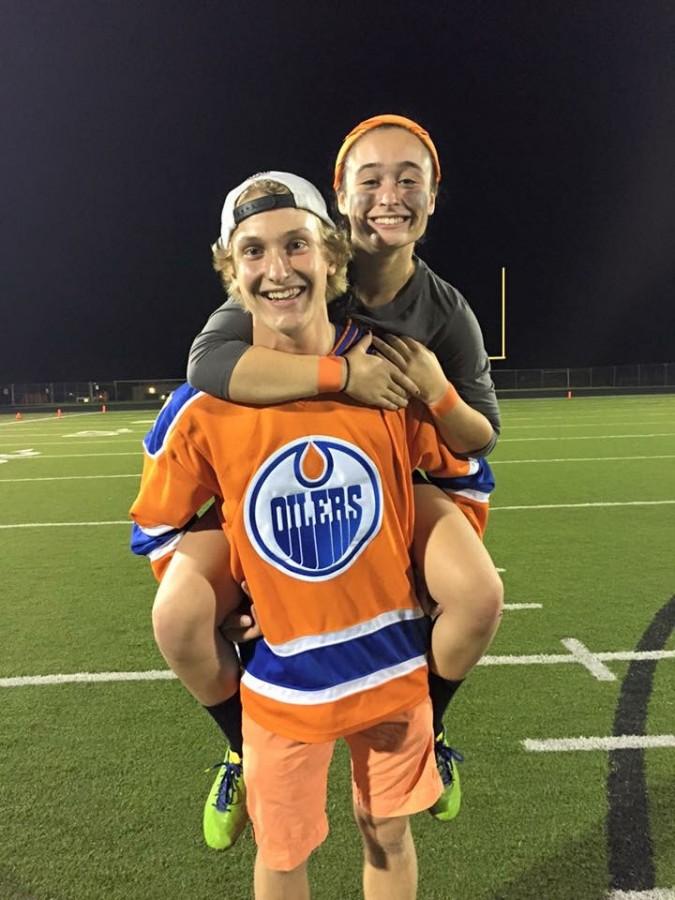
428,671 -> 464,737
204,692 -> 243,755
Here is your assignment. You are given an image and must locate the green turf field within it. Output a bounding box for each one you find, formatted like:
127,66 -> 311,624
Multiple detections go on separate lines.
1,395 -> 674,900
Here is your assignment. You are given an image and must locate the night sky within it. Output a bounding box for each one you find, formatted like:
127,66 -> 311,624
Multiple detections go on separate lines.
2,0 -> 674,382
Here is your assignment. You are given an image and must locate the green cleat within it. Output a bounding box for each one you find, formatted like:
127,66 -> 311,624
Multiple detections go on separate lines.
429,732 -> 463,822
203,748 -> 248,850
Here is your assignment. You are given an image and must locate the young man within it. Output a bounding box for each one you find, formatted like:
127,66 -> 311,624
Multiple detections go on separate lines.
131,172 -> 493,899
184,117 -> 503,843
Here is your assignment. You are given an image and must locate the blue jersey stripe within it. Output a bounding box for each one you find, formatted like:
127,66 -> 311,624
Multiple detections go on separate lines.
130,520 -> 193,557
245,614 -> 430,693
427,457 -> 495,495
142,383 -> 202,456
333,321 -> 364,356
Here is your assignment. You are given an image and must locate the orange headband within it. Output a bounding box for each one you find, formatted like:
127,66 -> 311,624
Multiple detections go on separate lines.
333,114 -> 441,191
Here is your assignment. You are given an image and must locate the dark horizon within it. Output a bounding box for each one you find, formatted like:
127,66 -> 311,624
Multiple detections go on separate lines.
2,1 -> 674,383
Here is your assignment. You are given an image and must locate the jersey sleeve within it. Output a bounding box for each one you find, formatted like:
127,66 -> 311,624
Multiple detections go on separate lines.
129,420 -> 220,581
435,294 -> 501,451
187,299 -> 253,399
406,402 -> 495,539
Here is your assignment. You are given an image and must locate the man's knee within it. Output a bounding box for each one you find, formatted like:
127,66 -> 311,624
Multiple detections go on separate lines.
354,809 -> 410,866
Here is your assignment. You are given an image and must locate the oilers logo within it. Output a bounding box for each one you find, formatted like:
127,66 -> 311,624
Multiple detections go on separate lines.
245,436 -> 383,581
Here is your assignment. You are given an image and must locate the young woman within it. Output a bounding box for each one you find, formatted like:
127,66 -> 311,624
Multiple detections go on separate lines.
154,115 -> 503,851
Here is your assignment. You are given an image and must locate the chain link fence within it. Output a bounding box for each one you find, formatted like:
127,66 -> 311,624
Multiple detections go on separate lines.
1,364 -> 674,409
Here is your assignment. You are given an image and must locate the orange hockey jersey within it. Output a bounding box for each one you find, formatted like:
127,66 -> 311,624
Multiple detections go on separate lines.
130,327 -> 494,743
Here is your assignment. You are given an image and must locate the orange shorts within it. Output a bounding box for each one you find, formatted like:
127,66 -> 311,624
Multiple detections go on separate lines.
242,698 -> 442,871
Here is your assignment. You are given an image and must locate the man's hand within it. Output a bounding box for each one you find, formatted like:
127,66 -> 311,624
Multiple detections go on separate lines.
371,335 -> 447,405
344,333 -> 420,410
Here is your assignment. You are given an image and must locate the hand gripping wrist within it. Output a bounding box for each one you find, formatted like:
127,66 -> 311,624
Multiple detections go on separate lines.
428,382 -> 460,417
317,355 -> 348,393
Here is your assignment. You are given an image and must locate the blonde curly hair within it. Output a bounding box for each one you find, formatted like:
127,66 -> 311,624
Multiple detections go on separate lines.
212,179 -> 351,304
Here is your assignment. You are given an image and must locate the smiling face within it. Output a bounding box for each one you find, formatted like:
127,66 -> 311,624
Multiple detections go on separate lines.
337,126 -> 437,255
230,206 -> 335,341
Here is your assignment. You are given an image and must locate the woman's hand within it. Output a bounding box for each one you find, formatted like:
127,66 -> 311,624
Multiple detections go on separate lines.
344,333 -> 420,410
220,584 -> 262,642
371,335 -> 447,405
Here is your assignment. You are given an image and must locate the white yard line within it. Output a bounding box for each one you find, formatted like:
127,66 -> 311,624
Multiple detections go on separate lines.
2,498 -> 673,529
0,670 -> 176,687
500,433 -> 675,443
503,603 -> 542,610
4,644 -> 673,689
505,420 -> 675,430
8,452 -> 142,458
524,735 -> 675,752
0,440 -> 141,446
492,500 -> 675,511
0,474 -> 139,483
0,431 -> 145,438
0,520 -> 129,529
0,412 -> 102,427
505,413 -> 675,423
478,638 -> 675,681
608,889 -> 675,899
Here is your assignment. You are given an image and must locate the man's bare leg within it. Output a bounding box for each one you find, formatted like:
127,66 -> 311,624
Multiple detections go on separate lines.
254,854 -> 310,900
355,808 -> 417,900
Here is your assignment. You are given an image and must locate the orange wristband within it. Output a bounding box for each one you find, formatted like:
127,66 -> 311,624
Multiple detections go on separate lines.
428,382 -> 460,417
317,355 -> 346,393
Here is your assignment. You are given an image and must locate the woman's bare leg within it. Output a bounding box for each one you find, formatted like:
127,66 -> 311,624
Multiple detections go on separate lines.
151,506 -> 242,706
413,484 -> 503,684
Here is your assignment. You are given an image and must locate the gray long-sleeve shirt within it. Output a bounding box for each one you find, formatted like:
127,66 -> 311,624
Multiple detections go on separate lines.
188,257 -> 501,454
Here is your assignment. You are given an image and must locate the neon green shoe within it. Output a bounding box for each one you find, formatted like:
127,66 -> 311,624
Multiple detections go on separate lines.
203,748 -> 248,850
429,732 -> 463,822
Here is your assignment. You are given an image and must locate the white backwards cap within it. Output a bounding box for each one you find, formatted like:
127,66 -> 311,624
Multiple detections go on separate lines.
217,171 -> 335,248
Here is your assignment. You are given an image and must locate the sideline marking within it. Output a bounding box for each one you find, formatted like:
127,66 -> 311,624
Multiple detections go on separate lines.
523,735 -> 675,752
503,603 -> 542,610
607,595 -> 675,895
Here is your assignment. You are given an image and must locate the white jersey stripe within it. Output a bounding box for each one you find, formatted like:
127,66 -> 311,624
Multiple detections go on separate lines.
147,532 -> 185,561
265,607 -> 425,657
449,487 -> 491,503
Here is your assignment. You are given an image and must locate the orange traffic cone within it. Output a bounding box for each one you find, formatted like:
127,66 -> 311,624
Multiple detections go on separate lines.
15,412 -> 22,421
101,404 -> 107,413
56,408 -> 63,418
